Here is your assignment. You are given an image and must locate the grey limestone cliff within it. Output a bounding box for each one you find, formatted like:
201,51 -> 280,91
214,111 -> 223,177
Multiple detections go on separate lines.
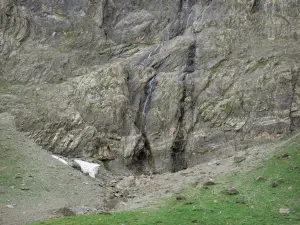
1,0 -> 300,174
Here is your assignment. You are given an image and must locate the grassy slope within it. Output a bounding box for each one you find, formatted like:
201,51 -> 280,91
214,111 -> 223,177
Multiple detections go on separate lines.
28,138 -> 300,225
0,141 -> 27,201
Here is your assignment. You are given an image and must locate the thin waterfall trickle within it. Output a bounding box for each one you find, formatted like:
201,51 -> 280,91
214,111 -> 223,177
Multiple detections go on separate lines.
186,12 -> 192,29
179,0 -> 193,35
148,44 -> 161,59
142,73 -> 158,131
130,72 -> 159,174
163,0 -> 194,41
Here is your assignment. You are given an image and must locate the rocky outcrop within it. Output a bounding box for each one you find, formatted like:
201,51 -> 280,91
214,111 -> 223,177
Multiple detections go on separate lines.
1,0 -> 300,174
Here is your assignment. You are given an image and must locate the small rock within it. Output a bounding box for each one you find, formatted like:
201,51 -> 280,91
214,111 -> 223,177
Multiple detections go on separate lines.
233,156 -> 246,163
114,192 -> 121,197
129,194 -> 137,198
271,182 -> 279,187
21,187 -> 29,191
105,199 -> 120,210
71,161 -> 81,170
208,160 -> 220,166
236,199 -> 246,204
14,176 -> 22,179
97,211 -> 111,215
279,208 -> 290,214
222,188 -> 239,195
6,205 -> 14,209
193,181 -> 200,186
176,196 -> 186,201
55,207 -> 76,217
289,166 -> 298,172
115,176 -> 135,189
203,179 -> 216,186
119,202 -> 128,206
281,153 -> 290,159
184,202 -> 193,205
180,172 -> 190,176
278,178 -> 284,184
121,189 -> 130,197
256,177 -> 265,181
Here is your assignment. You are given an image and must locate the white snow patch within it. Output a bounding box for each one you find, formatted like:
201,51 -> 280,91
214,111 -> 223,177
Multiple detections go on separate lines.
51,155 -> 69,166
74,159 -> 100,178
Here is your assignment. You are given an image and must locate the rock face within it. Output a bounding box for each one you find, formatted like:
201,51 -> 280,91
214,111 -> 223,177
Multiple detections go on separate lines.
1,0 -> 300,174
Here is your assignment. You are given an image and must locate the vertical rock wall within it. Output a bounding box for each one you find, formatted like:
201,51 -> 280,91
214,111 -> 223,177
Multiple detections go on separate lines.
1,0 -> 300,174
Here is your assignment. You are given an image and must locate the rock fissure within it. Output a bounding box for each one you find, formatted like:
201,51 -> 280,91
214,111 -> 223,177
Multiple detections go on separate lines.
289,68 -> 299,132
171,73 -> 188,172
250,0 -> 261,13
170,42 -> 196,172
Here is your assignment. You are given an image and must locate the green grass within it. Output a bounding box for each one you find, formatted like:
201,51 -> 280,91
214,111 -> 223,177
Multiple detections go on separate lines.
28,139 -> 300,225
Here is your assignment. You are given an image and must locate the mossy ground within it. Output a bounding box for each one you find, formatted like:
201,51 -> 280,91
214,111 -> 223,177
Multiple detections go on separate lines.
28,137 -> 300,225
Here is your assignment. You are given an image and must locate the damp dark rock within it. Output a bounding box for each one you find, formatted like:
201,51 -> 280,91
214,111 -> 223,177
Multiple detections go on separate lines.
176,195 -> 186,201
222,188 -> 239,195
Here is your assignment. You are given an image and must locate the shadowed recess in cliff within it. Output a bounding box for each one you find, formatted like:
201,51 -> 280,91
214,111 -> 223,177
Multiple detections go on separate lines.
290,68 -> 300,132
170,42 -> 195,172
250,0 -> 261,13
184,42 -> 196,73
170,74 -> 188,173
128,133 -> 155,174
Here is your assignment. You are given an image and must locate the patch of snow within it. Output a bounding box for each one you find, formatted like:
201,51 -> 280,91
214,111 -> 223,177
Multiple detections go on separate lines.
74,159 -> 100,178
51,155 -> 69,166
